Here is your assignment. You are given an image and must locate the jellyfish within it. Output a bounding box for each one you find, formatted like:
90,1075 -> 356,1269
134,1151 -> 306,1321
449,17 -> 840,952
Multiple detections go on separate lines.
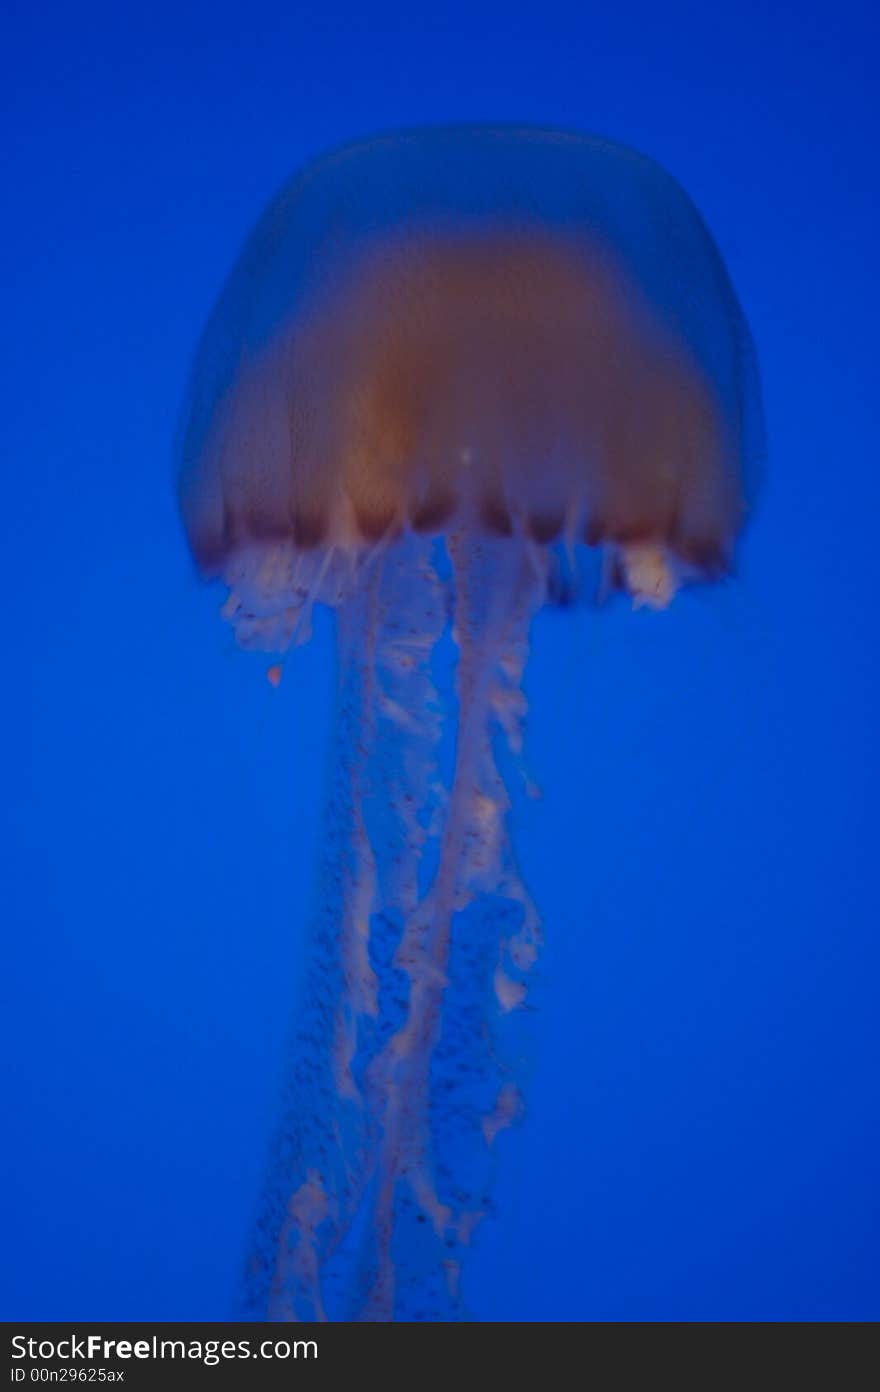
177,126 -> 762,1321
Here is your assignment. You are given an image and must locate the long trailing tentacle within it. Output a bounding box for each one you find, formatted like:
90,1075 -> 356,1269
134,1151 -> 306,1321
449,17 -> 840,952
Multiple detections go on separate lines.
241,535 -> 447,1320
241,553 -> 382,1321
355,533 -> 547,1320
242,531 -> 547,1321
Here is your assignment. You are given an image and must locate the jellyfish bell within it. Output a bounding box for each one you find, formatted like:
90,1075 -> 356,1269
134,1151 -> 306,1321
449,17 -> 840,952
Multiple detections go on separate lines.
180,126 -> 762,631
177,126 -> 762,1321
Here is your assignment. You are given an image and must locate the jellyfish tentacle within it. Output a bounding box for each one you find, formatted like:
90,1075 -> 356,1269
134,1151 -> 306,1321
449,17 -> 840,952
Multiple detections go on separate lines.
354,533 -> 546,1320
245,536 -> 450,1321
335,536 -> 450,1318
241,559 -> 386,1321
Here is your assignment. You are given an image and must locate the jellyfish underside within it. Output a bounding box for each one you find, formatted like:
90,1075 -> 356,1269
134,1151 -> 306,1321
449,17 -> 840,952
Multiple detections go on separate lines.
178,128 -> 761,1321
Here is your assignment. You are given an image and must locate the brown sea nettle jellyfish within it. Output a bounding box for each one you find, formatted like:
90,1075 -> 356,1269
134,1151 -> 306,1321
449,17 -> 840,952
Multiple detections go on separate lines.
177,126 -> 763,1321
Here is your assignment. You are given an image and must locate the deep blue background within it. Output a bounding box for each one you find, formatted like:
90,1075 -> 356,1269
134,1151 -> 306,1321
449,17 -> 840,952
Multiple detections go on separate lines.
3,0 -> 878,1321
